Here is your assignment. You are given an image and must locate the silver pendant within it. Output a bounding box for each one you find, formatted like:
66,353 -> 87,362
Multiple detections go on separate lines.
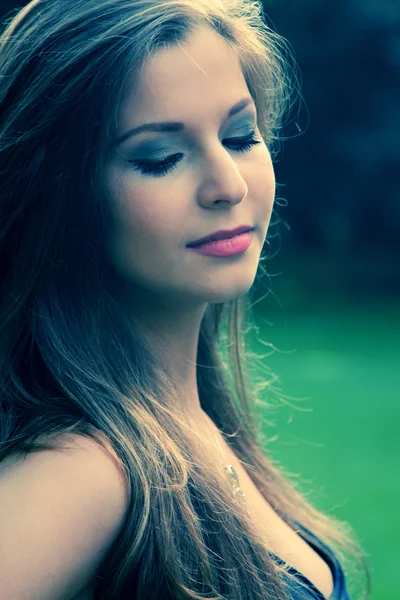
225,464 -> 246,499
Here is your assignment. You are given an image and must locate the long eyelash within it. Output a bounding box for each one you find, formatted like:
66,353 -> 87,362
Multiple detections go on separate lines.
128,131 -> 261,177
127,153 -> 184,177
225,131 -> 262,153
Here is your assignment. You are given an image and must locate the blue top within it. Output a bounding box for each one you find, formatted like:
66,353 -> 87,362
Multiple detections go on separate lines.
271,521 -> 351,600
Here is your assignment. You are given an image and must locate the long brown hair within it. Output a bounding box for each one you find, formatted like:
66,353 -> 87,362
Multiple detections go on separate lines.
0,1 -> 369,598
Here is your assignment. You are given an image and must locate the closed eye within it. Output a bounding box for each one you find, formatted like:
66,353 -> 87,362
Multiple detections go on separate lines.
127,130 -> 262,178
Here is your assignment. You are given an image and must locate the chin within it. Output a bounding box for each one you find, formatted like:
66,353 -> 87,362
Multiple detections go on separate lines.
201,281 -> 256,304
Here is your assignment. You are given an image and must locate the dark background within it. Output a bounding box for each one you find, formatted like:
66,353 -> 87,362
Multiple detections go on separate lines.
1,2 -> 399,598
260,0 -> 400,310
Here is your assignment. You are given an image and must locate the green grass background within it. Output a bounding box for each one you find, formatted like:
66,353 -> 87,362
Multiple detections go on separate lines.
247,271 -> 399,600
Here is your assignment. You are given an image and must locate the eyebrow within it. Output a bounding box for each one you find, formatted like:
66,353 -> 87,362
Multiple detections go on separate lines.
113,97 -> 255,146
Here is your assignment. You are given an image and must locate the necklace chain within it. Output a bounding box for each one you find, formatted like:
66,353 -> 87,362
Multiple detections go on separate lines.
224,464 -> 247,500
200,413 -> 247,502
209,423 -> 247,501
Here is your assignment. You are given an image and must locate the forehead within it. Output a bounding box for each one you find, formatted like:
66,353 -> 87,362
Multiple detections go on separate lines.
117,26 -> 251,131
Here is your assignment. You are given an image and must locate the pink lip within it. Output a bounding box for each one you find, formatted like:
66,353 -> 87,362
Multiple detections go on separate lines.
186,225 -> 254,248
186,231 -> 253,257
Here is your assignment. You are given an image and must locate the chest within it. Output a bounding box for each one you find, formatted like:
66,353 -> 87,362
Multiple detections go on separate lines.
223,448 -> 334,600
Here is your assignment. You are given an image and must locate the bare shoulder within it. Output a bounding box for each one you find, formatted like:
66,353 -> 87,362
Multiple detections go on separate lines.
0,434 -> 129,600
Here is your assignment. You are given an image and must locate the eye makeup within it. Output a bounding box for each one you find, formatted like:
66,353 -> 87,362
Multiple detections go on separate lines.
126,129 -> 262,178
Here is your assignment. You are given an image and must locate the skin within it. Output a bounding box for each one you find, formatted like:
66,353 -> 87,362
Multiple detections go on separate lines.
105,25 -> 276,417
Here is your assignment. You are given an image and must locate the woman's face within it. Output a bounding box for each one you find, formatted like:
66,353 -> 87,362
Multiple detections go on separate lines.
105,25 -> 275,305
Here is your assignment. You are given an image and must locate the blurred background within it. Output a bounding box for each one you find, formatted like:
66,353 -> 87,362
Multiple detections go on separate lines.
253,2 -> 399,599
1,1 -> 399,598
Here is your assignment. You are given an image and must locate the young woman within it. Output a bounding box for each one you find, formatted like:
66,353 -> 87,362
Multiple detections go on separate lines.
0,1 -> 369,599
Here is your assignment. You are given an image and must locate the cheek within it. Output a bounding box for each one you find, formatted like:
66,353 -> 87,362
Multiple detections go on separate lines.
247,151 -> 276,216
108,176 -> 184,257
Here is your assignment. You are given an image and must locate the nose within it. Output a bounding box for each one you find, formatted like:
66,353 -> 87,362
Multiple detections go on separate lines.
196,147 -> 248,208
